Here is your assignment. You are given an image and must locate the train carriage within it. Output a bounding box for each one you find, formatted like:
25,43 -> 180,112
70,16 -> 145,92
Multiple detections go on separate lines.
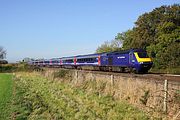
76,54 -> 100,66
50,58 -> 60,66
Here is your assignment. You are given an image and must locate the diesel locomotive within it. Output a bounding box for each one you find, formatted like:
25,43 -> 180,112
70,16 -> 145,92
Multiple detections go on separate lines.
29,49 -> 153,73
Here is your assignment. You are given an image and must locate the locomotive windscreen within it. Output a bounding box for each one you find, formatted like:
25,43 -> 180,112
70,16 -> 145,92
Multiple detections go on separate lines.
137,52 -> 149,58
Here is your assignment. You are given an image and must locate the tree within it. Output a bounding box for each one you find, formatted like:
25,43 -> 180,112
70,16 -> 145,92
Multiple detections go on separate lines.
122,4 -> 180,69
96,33 -> 124,53
96,4 -> 180,69
0,46 -> 6,59
96,39 -> 123,53
119,29 -> 135,50
22,58 -> 35,63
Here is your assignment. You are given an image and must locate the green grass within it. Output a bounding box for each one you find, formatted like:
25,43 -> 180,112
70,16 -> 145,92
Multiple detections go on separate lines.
0,73 -> 13,119
12,72 -> 149,120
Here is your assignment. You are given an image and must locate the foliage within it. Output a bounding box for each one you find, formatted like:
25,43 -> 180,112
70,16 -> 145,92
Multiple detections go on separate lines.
122,4 -> 180,69
53,69 -> 69,78
22,57 -> 34,63
96,37 -> 123,53
0,64 -> 17,72
0,74 -> 13,120
0,63 -> 36,73
0,46 -> 6,59
10,72 -> 149,119
0,60 -> 8,64
16,63 -> 35,72
120,29 -> 135,50
97,4 -> 180,71
150,67 -> 180,74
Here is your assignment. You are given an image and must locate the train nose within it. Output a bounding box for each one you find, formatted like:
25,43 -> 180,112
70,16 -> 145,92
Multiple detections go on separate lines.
138,62 -> 153,72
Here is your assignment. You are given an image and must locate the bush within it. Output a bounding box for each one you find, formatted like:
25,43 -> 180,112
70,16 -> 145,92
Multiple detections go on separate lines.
53,69 -> 69,78
0,63 -> 38,73
0,64 -> 16,72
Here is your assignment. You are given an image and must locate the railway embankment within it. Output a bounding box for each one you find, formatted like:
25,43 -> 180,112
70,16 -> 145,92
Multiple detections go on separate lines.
43,68 -> 180,119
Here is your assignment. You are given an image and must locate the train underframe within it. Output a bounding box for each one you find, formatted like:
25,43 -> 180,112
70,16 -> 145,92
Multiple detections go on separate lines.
35,64 -> 150,73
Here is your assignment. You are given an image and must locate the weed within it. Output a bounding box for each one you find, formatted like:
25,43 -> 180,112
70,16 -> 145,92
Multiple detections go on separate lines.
174,90 -> 180,104
140,90 -> 150,106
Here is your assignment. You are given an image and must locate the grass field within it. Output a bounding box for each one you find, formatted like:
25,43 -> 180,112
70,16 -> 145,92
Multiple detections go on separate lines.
0,73 -> 13,119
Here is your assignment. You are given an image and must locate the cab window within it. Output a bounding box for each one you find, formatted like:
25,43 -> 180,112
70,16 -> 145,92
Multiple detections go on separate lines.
137,52 -> 149,58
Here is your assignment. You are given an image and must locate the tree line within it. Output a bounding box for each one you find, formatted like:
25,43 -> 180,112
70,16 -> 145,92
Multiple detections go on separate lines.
96,4 -> 180,70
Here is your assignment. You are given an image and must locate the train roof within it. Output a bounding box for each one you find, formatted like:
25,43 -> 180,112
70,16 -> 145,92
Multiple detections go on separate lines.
76,53 -> 101,58
60,53 -> 102,59
31,49 -> 146,61
105,48 -> 146,55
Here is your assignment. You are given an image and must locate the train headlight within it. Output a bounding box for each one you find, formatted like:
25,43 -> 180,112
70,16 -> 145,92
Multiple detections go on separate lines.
139,62 -> 143,64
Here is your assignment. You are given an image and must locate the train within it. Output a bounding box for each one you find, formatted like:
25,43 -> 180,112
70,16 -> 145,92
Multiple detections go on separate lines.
29,49 -> 153,73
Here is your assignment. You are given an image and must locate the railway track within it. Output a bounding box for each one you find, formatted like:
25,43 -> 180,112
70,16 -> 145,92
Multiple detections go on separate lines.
41,67 -> 180,83
85,70 -> 180,83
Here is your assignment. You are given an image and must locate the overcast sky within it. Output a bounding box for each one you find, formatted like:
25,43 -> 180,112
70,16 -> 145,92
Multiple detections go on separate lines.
0,0 -> 178,62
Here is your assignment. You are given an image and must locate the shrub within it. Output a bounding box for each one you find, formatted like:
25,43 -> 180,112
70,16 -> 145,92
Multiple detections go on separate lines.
0,64 -> 16,72
53,69 -> 69,78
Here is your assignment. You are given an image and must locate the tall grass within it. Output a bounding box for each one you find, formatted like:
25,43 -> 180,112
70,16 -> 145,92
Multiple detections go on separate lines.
12,72 -> 149,120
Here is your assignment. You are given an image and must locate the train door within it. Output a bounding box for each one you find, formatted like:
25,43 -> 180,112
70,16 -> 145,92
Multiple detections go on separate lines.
129,52 -> 135,66
108,57 -> 113,65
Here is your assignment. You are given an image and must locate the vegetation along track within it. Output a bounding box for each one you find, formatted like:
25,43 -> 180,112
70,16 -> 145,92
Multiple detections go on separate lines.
11,72 -> 149,120
43,67 -> 180,83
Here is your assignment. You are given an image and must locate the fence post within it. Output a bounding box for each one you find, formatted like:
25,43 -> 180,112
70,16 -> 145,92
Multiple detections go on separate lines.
111,75 -> 114,86
163,79 -> 168,113
91,73 -> 95,81
75,70 -> 78,84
